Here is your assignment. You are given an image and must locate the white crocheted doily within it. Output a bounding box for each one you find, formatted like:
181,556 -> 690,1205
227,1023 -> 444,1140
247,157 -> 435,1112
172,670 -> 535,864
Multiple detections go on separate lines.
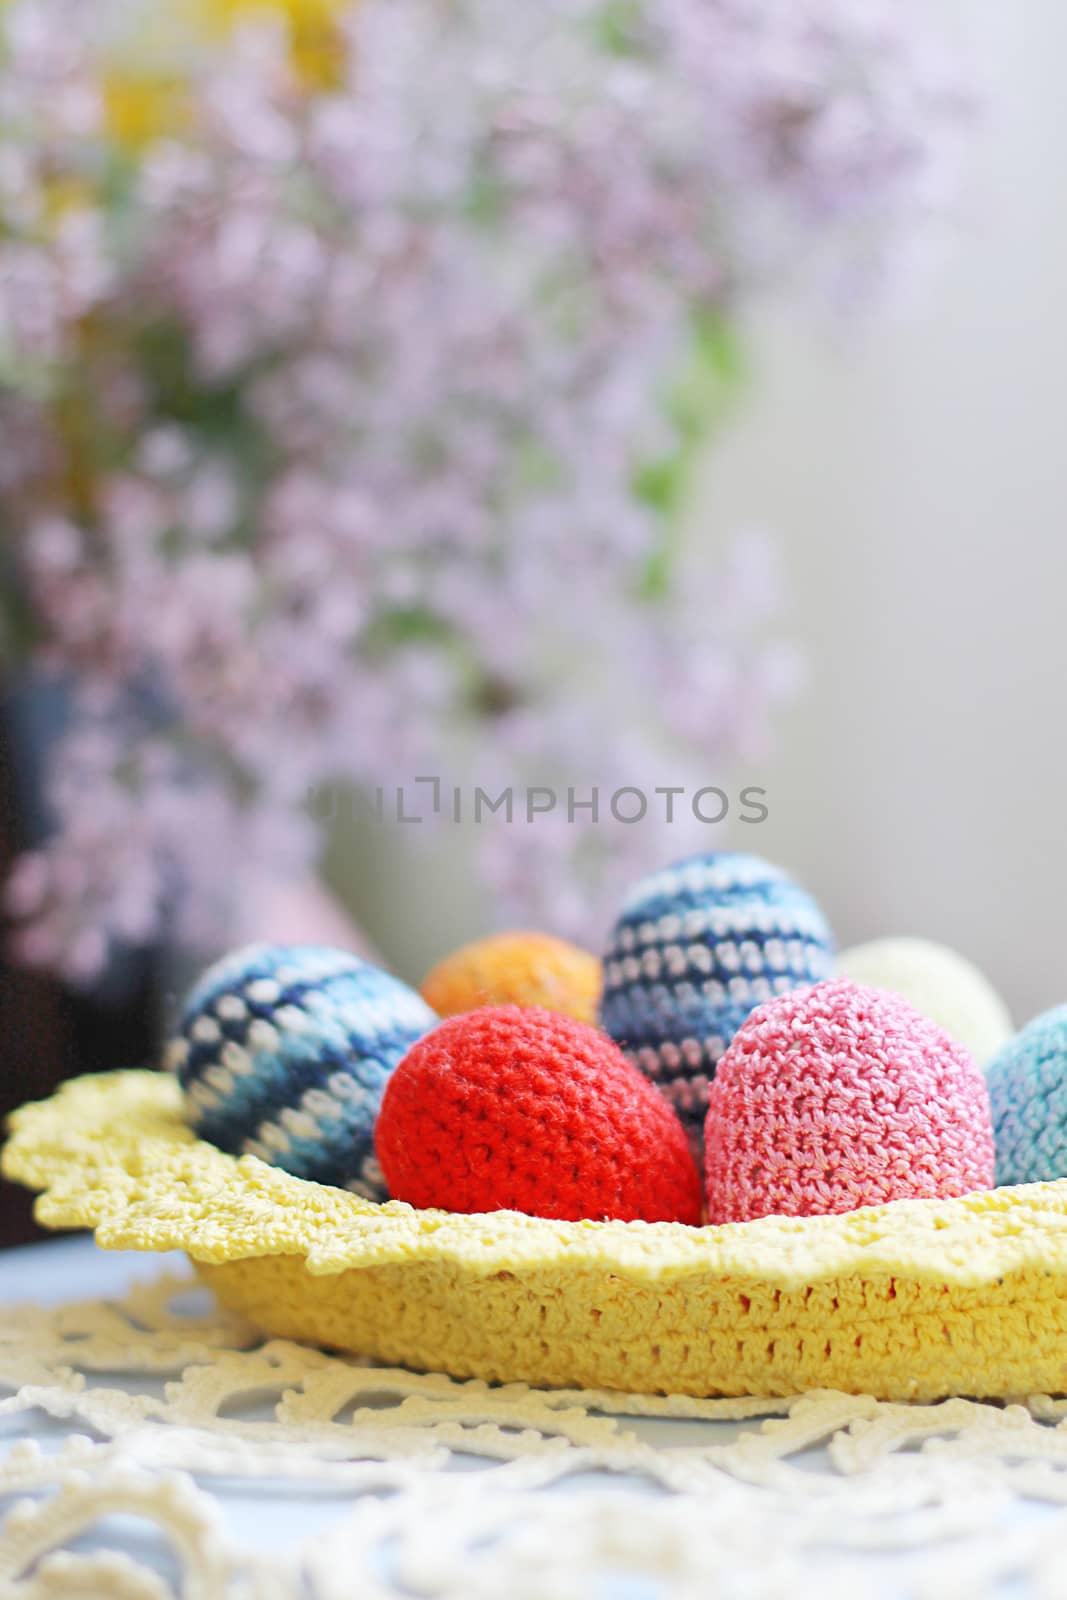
3,1273 -> 1067,1598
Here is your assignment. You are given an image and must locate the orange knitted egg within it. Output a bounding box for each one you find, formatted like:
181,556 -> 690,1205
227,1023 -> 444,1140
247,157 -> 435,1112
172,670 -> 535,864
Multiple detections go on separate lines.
420,932 -> 601,1024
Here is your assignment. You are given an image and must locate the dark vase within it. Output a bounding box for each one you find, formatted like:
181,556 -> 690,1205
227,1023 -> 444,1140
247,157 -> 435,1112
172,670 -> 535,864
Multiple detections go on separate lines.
0,673 -> 162,1247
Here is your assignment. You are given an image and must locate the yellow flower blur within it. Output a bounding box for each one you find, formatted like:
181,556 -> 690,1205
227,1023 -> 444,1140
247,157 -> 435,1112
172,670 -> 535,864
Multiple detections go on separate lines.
194,0 -> 348,87
103,76 -> 189,148
95,0 -> 349,146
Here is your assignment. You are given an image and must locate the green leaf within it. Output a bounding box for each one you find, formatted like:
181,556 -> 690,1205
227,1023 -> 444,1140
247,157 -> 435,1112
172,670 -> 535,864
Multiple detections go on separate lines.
634,307 -> 747,600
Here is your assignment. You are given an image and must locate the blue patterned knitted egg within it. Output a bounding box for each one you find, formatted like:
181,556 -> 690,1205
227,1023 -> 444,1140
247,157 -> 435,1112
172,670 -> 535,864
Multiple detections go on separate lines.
166,944 -> 437,1199
986,1005 -> 1067,1186
599,852 -> 834,1142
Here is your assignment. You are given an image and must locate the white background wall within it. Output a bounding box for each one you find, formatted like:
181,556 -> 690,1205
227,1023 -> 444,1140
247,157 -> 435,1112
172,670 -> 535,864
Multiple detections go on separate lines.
704,0 -> 1067,1024
336,2 -> 1067,1025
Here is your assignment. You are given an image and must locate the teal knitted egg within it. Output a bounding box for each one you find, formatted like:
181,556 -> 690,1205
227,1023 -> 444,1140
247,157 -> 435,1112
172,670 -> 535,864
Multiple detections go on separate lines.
167,943 -> 437,1199
987,1005 -> 1067,1186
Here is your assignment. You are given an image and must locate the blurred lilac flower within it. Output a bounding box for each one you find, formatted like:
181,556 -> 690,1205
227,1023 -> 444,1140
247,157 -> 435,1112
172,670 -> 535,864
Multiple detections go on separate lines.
0,0 -> 974,977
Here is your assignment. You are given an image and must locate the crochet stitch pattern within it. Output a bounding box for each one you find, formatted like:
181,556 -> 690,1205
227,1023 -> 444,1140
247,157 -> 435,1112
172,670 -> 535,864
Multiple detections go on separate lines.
420,932 -> 602,1025
375,1006 -> 702,1223
837,936 -> 1012,1068
987,1004 -> 1067,1186
167,943 -> 437,1199
600,853 -> 834,1142
704,979 -> 995,1224
703,972 -> 998,1222
10,1280 -> 1067,1599
6,1070 -> 1067,1400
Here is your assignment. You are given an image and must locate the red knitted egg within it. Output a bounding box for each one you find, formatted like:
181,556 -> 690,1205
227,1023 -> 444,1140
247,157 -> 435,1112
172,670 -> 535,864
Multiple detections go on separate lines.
704,978 -> 995,1224
376,1005 -> 702,1224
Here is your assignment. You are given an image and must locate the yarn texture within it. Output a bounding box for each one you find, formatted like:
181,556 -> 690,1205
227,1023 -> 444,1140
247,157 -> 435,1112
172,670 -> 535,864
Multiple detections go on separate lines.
169,943 -> 436,1198
837,936 -> 1012,1068
704,979 -> 995,1224
987,1004 -> 1067,1186
376,1005 -> 702,1224
7,1069 -> 1067,1401
420,932 -> 601,1024
600,853 -> 834,1140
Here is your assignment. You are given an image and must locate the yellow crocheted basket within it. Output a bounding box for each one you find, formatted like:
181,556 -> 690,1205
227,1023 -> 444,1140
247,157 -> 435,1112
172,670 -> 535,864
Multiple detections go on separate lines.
6,1069 -> 1067,1401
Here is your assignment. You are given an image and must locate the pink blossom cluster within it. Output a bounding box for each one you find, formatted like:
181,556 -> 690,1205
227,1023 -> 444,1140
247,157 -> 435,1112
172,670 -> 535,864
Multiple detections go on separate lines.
0,0 -> 972,980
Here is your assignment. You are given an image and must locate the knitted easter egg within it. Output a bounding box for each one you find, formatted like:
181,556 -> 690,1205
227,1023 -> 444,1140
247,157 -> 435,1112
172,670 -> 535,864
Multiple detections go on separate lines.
420,931 -> 601,1024
703,978 -> 995,1224
375,1005 -> 703,1224
838,937 -> 1012,1069
168,943 -> 437,1199
600,852 -> 834,1141
987,1005 -> 1067,1186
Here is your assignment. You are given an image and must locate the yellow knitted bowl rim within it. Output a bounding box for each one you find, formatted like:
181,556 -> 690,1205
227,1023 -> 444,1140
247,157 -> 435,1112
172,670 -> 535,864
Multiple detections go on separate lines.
6,1068 -> 1067,1288
12,1070 -> 1067,1399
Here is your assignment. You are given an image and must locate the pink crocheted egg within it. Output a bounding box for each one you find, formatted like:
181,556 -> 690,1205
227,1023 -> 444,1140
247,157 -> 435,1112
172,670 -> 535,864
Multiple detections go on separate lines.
704,978 -> 995,1223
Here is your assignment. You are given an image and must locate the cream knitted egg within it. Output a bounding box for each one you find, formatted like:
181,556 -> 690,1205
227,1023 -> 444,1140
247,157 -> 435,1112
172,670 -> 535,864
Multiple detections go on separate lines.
836,937 -> 1011,1069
